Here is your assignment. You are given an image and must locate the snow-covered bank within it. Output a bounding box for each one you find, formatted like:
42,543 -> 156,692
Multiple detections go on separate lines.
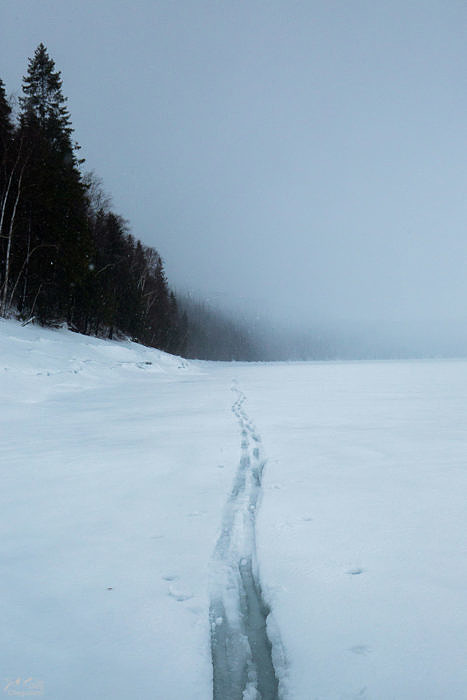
0,319 -> 236,699
1,319 -> 467,698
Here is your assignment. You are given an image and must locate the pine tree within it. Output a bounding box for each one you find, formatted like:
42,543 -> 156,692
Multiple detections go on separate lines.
15,44 -> 92,322
20,43 -> 74,155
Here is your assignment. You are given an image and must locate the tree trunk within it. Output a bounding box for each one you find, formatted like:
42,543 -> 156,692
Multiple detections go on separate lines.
1,162 -> 26,315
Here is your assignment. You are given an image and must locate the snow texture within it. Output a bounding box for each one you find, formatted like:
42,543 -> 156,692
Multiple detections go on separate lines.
1,318 -> 467,699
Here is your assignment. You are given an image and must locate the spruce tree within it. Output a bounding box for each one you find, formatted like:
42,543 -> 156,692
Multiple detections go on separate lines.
16,44 -> 91,322
20,43 -> 73,155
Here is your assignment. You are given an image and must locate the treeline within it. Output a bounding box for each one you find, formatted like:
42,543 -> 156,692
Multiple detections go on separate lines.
178,295 -> 261,361
0,44 -> 186,354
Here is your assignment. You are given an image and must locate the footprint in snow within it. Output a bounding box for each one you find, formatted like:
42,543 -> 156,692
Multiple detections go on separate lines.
162,574 -> 179,582
349,645 -> 371,655
347,568 -> 365,576
168,585 -> 193,602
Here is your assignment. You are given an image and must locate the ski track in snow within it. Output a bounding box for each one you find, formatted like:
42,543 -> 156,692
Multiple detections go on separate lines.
210,382 -> 281,700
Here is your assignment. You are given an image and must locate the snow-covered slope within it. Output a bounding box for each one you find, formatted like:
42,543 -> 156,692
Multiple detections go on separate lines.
1,319 -> 467,699
0,319 -> 231,700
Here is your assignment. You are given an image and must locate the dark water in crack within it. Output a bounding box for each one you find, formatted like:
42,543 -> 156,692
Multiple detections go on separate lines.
238,557 -> 279,699
211,557 -> 279,700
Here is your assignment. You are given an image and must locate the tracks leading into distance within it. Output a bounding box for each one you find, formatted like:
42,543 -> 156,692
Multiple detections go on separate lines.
210,383 -> 280,700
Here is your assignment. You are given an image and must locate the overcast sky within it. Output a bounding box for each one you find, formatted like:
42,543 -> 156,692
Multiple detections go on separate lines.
1,1 -> 466,343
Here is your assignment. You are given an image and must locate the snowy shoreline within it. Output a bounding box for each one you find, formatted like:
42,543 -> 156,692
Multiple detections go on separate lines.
1,319 -> 466,699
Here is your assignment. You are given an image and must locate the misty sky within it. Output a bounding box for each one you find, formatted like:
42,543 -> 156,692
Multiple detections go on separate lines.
1,0 -> 466,339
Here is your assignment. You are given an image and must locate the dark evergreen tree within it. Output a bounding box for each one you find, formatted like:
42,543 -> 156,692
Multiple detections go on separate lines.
20,43 -> 74,154
15,44 -> 92,322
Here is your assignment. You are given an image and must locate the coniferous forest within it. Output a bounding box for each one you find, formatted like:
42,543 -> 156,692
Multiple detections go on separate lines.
0,44 -> 187,354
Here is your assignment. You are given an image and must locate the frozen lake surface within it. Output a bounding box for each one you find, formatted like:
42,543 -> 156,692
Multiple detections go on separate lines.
1,319 -> 466,699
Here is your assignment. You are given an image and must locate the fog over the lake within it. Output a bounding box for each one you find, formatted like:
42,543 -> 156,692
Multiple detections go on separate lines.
2,1 -> 466,357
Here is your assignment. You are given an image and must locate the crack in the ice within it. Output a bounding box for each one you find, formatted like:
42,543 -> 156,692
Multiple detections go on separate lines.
210,385 -> 280,700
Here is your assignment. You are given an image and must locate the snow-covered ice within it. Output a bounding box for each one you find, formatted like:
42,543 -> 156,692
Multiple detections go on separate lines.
1,318 -> 466,698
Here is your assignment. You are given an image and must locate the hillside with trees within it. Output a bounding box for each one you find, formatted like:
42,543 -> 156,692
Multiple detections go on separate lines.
0,44 -> 186,354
